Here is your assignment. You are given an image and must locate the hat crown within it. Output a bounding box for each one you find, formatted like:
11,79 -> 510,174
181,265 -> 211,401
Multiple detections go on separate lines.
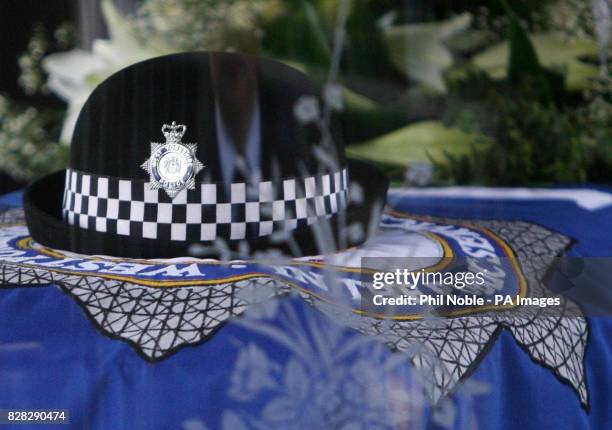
70,52 -> 345,183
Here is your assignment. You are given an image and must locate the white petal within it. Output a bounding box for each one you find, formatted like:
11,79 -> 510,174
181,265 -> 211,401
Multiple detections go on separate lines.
46,73 -> 85,102
43,50 -> 108,84
92,39 -> 158,68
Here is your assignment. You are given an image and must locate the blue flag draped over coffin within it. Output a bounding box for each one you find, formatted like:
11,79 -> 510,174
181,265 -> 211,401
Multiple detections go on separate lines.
0,188 -> 611,429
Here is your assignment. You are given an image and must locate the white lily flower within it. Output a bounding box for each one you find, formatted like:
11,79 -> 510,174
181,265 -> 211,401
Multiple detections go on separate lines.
44,49 -> 109,143
43,0 -> 167,144
383,13 -> 472,93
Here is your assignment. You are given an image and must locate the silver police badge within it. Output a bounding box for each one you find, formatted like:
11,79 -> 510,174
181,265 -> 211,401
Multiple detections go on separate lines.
141,122 -> 204,198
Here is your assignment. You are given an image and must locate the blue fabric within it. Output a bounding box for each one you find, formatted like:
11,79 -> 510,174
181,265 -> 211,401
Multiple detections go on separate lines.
389,189 -> 612,429
0,190 -> 611,429
387,191 -> 612,257
0,191 -> 23,210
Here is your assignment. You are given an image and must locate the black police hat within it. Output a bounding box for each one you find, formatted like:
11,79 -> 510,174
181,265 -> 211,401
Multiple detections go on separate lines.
24,52 -> 388,258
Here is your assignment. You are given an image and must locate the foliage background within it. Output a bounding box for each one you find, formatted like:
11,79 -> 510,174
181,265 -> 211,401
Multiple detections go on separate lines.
0,0 -> 610,191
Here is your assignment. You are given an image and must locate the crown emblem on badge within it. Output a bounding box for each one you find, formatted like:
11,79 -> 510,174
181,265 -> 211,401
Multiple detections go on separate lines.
141,121 -> 205,199
162,122 -> 187,142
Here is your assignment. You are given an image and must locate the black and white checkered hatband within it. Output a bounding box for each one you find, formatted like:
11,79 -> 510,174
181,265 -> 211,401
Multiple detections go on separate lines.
62,168 -> 349,242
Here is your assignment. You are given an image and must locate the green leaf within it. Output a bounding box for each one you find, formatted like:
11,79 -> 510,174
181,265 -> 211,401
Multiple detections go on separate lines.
343,0 -> 398,80
317,0 -> 351,30
342,86 -> 378,110
278,59 -> 379,110
346,120 -> 489,167
301,0 -> 332,60
383,13 -> 471,92
502,1 -> 542,82
468,33 -> 600,92
502,0 -> 556,102
262,1 -> 332,66
264,1 -> 400,83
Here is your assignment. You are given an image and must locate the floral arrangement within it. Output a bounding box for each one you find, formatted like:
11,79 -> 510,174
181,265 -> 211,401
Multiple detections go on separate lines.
0,0 -> 610,185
